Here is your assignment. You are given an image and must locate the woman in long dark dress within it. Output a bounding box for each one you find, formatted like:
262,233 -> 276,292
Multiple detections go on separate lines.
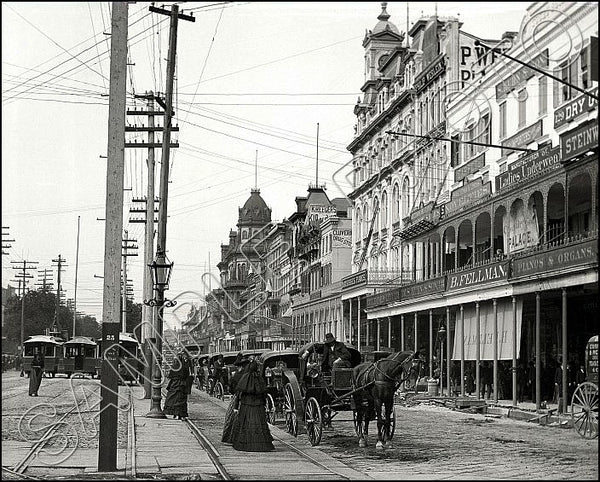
232,358 -> 274,452
163,351 -> 191,419
221,353 -> 250,444
29,350 -> 44,396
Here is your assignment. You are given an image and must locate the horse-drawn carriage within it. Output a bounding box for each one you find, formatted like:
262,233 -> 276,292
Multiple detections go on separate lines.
257,349 -> 300,424
571,335 -> 598,439
279,342 -> 424,447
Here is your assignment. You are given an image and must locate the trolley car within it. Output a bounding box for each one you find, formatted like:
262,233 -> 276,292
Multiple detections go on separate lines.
22,335 -> 65,377
60,336 -> 98,378
571,335 -> 598,439
97,333 -> 144,384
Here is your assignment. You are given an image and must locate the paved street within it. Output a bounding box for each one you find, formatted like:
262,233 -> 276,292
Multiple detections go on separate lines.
2,371 -> 598,480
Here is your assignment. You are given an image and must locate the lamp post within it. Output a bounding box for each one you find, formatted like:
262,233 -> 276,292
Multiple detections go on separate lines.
144,250 -> 176,418
439,323 -> 446,397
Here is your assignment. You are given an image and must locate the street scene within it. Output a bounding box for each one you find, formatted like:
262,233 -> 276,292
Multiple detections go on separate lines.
2,1 -> 598,480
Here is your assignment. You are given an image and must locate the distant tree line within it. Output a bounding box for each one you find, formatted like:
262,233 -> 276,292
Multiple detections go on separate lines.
1,289 -> 143,353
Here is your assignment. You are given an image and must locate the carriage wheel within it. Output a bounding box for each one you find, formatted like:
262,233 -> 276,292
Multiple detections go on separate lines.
283,383 -> 298,437
265,393 -> 276,424
305,397 -> 323,446
571,382 -> 598,439
214,382 -> 224,400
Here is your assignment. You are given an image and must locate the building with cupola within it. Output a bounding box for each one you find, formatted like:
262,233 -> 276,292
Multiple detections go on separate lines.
345,1 -> 598,410
205,188 -> 273,352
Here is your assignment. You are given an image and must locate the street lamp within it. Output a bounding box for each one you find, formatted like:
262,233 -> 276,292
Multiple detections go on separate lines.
438,323 -> 446,397
143,250 -> 176,418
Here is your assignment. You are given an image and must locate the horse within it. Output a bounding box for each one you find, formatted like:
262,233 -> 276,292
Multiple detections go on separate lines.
351,350 -> 424,449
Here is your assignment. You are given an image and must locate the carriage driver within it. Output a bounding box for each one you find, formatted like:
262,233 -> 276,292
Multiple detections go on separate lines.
320,333 -> 352,371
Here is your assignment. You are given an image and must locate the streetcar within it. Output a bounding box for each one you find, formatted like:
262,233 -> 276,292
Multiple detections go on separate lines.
22,335 -> 65,378
59,336 -> 98,378
97,333 -> 145,384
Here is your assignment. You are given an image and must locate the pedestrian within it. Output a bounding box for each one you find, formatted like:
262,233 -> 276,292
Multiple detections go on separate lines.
221,352 -> 250,444
232,358 -> 274,452
480,361 -> 492,399
29,349 -> 44,396
210,354 -> 224,395
163,350 -> 191,420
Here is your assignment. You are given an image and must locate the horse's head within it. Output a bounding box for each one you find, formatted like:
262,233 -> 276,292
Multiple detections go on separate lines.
385,350 -> 425,388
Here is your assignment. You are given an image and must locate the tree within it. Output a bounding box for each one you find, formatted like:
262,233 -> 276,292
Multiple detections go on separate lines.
2,289 -> 101,352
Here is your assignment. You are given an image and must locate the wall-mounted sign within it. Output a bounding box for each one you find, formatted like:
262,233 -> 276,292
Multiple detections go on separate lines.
501,119 -> 543,157
444,178 -> 491,216
511,239 -> 597,278
495,50 -> 548,100
332,229 -> 352,248
459,33 -> 507,88
366,287 -> 401,309
554,86 -> 598,128
309,290 -> 322,300
342,270 -> 367,290
503,199 -> 540,254
414,56 -> 446,93
560,120 -> 598,162
446,261 -> 509,291
495,145 -> 562,191
401,277 -> 445,300
306,204 -> 337,226
455,152 -> 485,182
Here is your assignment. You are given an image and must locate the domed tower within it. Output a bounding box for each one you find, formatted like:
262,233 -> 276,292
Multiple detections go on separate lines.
363,2 -> 405,82
237,188 -> 272,242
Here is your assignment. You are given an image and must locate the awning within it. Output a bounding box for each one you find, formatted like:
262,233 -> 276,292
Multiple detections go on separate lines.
452,298 -> 523,361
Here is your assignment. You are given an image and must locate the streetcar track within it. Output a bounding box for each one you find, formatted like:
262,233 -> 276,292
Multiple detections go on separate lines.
10,383 -> 103,476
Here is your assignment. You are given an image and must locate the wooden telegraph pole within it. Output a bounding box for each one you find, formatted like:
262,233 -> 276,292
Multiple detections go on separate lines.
145,3 -> 194,419
98,1 -> 128,472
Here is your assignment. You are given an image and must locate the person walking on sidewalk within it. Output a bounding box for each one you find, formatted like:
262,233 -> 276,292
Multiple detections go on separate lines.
221,352 -> 250,444
28,349 -> 44,396
232,358 -> 274,452
163,350 -> 191,420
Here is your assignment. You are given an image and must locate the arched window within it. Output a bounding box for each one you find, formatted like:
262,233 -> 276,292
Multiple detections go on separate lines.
381,191 -> 388,230
392,183 -> 400,223
401,177 -> 411,221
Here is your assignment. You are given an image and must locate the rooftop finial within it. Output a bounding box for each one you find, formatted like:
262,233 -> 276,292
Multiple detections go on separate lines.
378,2 -> 390,22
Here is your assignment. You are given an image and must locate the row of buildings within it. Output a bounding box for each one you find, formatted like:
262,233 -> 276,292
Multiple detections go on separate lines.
184,2 -> 598,407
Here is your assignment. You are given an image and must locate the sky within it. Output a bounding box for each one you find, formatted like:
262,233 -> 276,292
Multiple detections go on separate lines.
2,1 -> 532,331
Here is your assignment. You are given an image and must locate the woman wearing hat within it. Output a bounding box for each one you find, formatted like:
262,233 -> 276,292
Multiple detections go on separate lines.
231,357 -> 274,452
163,350 -> 192,420
221,352 -> 250,444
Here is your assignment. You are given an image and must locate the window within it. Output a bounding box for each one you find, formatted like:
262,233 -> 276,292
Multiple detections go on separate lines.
499,102 -> 506,139
451,134 -> 461,167
539,76 -> 547,116
518,89 -> 527,127
580,48 -> 589,90
478,113 -> 490,150
464,121 -> 476,160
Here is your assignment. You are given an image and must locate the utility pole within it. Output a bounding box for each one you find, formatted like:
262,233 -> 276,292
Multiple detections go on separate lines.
146,3 -> 195,419
98,1 -> 128,473
35,268 -> 54,292
121,230 -> 138,333
73,216 -> 81,338
127,90 -> 163,399
11,260 -> 38,354
51,255 -> 67,332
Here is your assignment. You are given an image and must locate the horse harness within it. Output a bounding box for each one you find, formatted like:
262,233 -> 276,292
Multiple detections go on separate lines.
353,353 -> 418,393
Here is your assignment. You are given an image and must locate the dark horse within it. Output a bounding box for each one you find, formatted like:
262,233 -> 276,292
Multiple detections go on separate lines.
351,350 -> 423,449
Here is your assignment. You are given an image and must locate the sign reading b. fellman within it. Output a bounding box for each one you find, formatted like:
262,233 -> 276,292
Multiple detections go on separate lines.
446,261 -> 510,291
